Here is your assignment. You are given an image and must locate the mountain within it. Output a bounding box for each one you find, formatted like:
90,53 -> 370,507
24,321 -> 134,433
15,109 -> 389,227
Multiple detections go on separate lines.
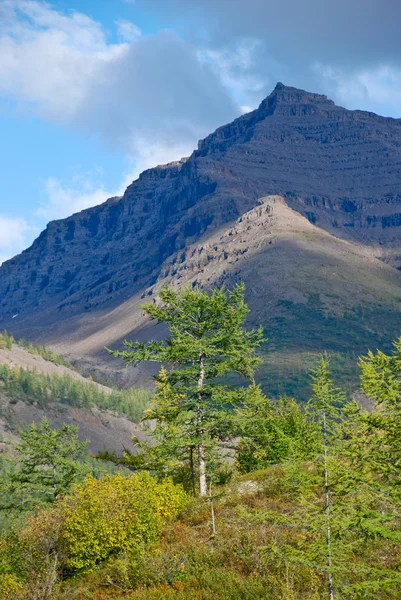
2,83 -> 401,396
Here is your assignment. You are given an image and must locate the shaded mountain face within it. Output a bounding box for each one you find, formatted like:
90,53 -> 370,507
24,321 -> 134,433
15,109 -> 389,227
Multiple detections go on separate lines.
1,83 -> 401,395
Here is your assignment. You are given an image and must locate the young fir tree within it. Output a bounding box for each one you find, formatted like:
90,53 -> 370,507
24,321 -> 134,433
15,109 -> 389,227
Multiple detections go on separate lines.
105,368 -> 202,494
277,356 -> 401,598
1,419 -> 89,512
333,399 -> 401,597
306,356 -> 345,600
261,358 -> 355,598
141,367 -> 195,482
359,336 -> 401,486
109,284 -> 263,496
236,383 -> 319,473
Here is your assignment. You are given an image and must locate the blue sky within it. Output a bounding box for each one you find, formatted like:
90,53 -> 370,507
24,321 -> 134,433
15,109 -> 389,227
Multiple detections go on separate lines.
1,0 -> 401,264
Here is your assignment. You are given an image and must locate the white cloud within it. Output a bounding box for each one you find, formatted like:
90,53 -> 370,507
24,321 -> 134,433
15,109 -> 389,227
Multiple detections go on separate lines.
121,137 -> 195,189
0,1 -> 237,145
0,0 -> 240,251
199,40 -> 268,109
143,0 -> 401,70
143,0 -> 401,117
0,215 -> 36,264
314,63 -> 401,117
39,175 -> 115,221
74,30 -> 238,153
115,18 -> 141,43
0,0 -> 126,121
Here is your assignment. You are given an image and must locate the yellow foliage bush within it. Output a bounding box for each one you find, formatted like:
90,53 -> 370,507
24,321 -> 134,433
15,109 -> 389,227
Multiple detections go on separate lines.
0,573 -> 24,600
21,472 -> 189,574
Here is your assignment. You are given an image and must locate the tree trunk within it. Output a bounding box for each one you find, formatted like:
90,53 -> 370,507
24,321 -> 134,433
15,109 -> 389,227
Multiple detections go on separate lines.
198,439 -> 207,497
210,480 -> 216,534
323,410 -> 334,600
197,354 -> 207,497
190,446 -> 196,497
53,465 -> 58,501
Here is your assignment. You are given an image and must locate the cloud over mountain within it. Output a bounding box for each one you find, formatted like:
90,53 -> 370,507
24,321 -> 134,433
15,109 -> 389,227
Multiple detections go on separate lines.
0,1 -> 238,150
0,215 -> 35,266
1,0 -> 401,261
142,0 -> 401,115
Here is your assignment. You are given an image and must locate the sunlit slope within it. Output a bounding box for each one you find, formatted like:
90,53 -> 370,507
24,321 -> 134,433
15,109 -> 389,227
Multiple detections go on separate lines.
46,197 -> 401,397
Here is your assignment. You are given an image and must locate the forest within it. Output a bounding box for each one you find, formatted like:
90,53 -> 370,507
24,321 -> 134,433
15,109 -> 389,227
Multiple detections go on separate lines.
1,284 -> 401,599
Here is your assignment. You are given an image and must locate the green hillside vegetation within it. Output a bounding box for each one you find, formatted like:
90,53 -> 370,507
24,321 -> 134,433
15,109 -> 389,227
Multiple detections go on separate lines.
256,296 -> 401,400
0,363 -> 152,423
0,331 -> 74,369
0,418 -> 132,533
1,285 -> 401,599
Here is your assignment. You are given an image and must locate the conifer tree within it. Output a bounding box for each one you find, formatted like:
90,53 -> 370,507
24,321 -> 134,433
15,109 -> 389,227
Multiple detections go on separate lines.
294,355 -> 401,598
306,356 -> 345,600
109,284 -> 263,496
236,383 -> 319,473
1,419 -> 89,512
111,367 -> 200,493
359,336 -> 401,486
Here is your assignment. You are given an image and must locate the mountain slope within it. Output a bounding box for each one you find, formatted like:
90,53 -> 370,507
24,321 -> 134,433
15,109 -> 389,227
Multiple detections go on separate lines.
44,195 -> 401,396
2,83 -> 401,394
0,338 -> 149,452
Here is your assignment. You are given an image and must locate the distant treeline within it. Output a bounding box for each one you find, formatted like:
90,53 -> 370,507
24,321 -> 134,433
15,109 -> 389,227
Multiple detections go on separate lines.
0,330 -> 74,369
0,364 -> 152,423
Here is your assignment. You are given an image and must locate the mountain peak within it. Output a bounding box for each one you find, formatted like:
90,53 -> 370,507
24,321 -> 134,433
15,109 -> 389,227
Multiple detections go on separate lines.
196,83 -> 337,156
260,82 -> 335,115
3,80 -> 401,385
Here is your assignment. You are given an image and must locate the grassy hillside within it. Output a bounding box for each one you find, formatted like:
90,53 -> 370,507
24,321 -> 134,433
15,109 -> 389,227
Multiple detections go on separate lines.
256,299 -> 400,399
0,331 -> 152,453
24,465 -> 400,600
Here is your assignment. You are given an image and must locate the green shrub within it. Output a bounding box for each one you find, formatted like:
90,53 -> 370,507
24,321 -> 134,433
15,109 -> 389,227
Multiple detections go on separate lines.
0,332 -> 14,351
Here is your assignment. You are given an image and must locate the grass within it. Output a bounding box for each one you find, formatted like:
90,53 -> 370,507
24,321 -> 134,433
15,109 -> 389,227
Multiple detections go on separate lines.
250,294 -> 401,399
53,465 -> 401,600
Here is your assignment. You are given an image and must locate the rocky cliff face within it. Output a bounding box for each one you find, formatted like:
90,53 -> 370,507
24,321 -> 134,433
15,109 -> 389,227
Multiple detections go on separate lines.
2,83 -> 401,393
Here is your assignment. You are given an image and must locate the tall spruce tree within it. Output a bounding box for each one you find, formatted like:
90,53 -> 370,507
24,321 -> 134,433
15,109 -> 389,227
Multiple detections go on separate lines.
109,284 -> 263,496
306,356 -> 345,600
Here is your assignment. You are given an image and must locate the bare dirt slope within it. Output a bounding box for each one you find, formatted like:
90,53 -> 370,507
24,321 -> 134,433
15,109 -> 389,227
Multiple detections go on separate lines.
0,343 -> 110,390
0,343 -> 146,453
